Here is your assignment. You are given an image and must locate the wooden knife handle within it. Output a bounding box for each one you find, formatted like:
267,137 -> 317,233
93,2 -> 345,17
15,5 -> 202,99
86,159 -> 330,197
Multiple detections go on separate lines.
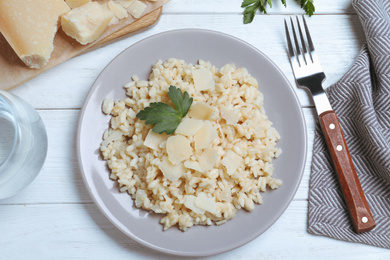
318,110 -> 376,233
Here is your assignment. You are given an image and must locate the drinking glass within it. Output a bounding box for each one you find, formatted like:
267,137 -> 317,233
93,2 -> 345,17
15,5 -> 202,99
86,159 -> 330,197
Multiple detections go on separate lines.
0,90 -> 47,199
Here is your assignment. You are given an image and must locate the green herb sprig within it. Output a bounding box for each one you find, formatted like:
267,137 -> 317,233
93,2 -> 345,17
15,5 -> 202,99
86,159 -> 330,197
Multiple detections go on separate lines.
136,85 -> 193,135
242,0 -> 315,24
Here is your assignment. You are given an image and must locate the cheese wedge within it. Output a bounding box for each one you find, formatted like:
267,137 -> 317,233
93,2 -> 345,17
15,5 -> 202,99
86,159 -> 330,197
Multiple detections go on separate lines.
0,0 -> 70,69
61,2 -> 113,45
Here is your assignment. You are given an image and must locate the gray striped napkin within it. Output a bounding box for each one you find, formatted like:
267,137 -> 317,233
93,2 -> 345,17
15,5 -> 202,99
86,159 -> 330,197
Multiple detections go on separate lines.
308,0 -> 390,248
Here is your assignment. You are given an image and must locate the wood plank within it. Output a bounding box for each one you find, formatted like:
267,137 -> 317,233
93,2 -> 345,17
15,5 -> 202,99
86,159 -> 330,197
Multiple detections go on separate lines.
10,14 -> 365,109
0,107 -> 316,204
0,201 -> 388,259
164,0 -> 355,14
0,2 -> 168,91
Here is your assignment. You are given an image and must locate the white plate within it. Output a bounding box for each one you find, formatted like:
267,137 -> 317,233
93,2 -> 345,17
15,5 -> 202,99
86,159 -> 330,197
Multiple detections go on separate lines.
77,29 -> 307,257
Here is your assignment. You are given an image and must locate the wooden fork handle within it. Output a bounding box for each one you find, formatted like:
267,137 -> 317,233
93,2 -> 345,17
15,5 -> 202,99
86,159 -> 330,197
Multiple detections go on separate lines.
318,110 -> 376,233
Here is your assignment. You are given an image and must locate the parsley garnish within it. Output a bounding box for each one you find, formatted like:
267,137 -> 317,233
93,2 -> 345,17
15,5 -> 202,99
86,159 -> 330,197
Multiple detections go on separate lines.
136,85 -> 193,135
242,0 -> 315,24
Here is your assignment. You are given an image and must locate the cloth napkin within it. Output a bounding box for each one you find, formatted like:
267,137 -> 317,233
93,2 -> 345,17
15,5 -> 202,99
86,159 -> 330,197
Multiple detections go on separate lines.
308,0 -> 390,248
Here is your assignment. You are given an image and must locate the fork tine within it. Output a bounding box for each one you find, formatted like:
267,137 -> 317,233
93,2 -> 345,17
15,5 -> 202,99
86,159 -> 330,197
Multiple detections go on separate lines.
302,15 -> 314,53
290,17 -> 301,59
295,16 -> 308,64
284,19 -> 295,60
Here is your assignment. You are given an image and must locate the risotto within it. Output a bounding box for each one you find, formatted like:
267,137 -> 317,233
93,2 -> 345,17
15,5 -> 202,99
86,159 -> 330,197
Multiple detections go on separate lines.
100,58 -> 282,231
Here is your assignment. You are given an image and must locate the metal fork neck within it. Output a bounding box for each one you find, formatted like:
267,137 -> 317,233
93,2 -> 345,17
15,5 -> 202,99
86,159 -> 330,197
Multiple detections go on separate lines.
297,73 -> 333,115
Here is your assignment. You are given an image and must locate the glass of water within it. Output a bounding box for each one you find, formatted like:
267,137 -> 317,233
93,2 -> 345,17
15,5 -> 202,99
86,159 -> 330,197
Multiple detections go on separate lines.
0,90 -> 48,199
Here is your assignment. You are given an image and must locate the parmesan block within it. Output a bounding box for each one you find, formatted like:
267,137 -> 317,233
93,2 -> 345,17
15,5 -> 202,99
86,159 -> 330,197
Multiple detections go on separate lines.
108,1 -> 129,19
184,195 -> 205,214
221,107 -> 240,125
222,150 -> 243,175
184,160 -> 204,173
189,102 -> 216,120
159,157 -> 186,182
194,121 -> 217,150
166,135 -> 193,164
65,0 -> 91,9
0,0 -> 70,69
127,0 -> 147,19
198,148 -> 218,171
61,2 -> 114,45
192,68 -> 215,91
143,130 -> 168,151
176,118 -> 203,137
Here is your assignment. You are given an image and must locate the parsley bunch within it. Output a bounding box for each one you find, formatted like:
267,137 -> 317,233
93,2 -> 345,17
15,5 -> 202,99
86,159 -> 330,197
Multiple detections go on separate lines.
242,0 -> 315,24
136,85 -> 193,135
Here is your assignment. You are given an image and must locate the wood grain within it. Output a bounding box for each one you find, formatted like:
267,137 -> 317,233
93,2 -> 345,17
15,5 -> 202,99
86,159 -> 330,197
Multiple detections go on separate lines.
319,110 -> 376,233
3,0 -> 389,258
0,7 -> 162,92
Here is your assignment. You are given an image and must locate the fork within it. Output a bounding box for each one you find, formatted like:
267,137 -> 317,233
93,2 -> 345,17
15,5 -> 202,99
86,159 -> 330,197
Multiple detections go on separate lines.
285,16 -> 376,233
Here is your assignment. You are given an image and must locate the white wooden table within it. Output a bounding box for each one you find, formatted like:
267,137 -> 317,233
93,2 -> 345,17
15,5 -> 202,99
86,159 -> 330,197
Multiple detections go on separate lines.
2,1 -> 389,259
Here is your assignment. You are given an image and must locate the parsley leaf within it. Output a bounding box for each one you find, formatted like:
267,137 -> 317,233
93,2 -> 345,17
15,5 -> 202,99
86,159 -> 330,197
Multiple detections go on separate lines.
301,0 -> 315,16
136,85 -> 193,135
242,0 -> 315,24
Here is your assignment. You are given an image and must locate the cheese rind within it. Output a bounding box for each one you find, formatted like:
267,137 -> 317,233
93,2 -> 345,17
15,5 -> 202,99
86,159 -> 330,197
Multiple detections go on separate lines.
61,2 -> 113,45
0,0 -> 70,69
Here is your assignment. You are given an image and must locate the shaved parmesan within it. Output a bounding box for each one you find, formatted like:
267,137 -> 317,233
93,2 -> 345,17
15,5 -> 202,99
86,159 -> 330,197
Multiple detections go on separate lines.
143,130 -> 168,151
65,0 -> 91,9
135,189 -> 147,207
166,135 -> 193,165
101,130 -> 123,149
198,148 -> 218,171
127,0 -> 146,18
159,157 -> 186,182
188,102 -> 216,120
222,150 -> 243,175
194,121 -> 217,150
184,195 -> 205,214
221,107 -> 240,125
108,1 -> 128,19
184,160 -> 204,173
176,118 -> 203,137
117,0 -> 134,8
192,68 -> 215,91
194,192 -> 219,215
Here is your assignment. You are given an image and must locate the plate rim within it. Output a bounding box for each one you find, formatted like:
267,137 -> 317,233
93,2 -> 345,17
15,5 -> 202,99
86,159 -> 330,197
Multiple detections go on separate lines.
76,28 -> 308,257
